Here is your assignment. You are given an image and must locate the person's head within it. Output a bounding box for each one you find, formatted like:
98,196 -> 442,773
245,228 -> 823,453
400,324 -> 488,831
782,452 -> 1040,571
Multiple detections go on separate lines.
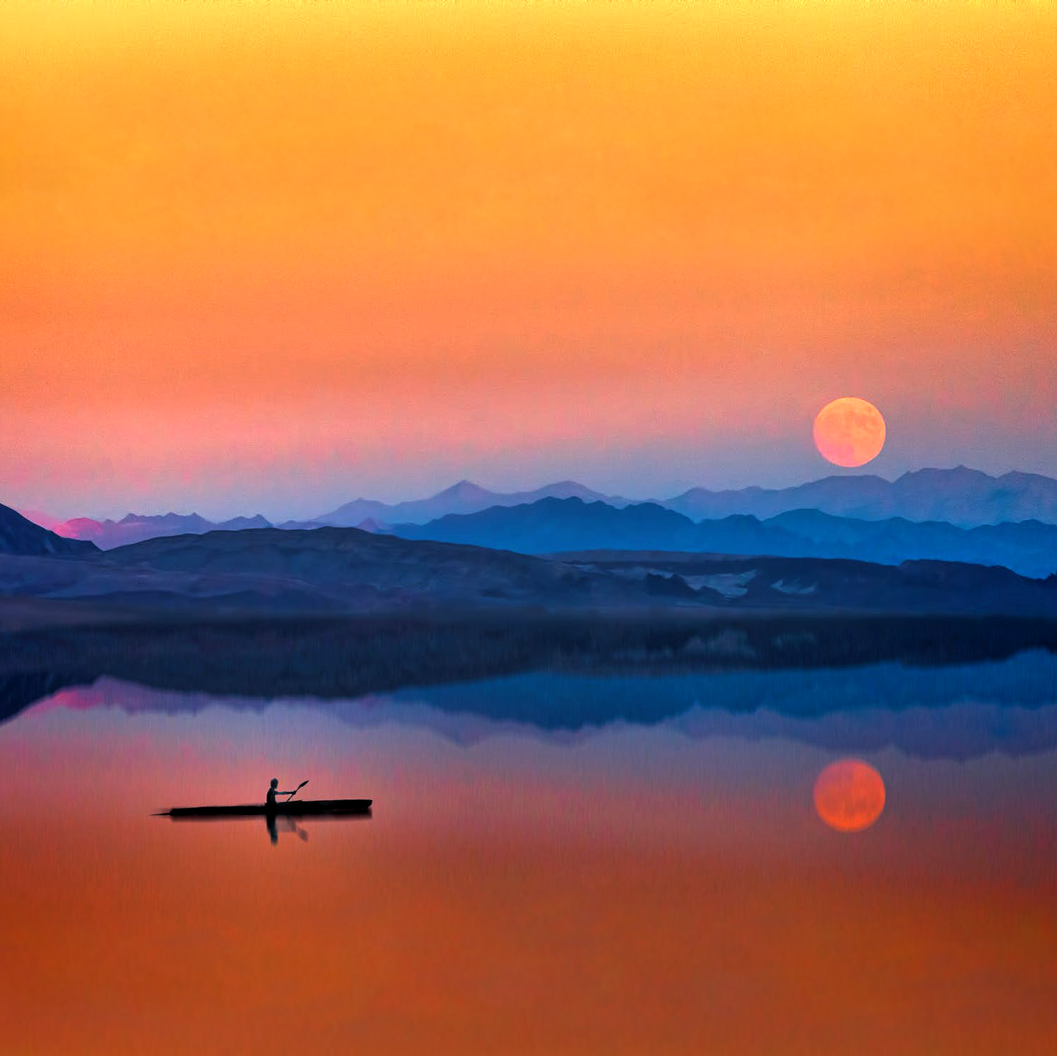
270,778 -> 278,789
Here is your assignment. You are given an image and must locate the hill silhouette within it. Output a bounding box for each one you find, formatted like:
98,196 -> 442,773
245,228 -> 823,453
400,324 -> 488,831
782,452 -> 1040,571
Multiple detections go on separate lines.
1,520 -> 1056,618
0,503 -> 98,557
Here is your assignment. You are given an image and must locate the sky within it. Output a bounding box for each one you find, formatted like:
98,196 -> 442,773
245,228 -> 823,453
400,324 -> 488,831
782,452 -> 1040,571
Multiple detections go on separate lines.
3,1 -> 1055,520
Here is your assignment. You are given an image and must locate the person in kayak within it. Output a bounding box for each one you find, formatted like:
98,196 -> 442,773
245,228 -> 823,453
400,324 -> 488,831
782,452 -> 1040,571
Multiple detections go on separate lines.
266,778 -> 296,808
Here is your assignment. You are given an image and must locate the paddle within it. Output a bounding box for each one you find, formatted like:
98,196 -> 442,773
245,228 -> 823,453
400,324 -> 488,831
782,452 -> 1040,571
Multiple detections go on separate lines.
286,779 -> 309,802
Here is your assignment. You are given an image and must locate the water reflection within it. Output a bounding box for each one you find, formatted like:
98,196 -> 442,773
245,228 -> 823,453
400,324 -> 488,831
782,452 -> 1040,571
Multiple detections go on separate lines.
813,758 -> 886,832
3,658 -> 1056,1054
268,814 -> 307,844
165,810 -> 370,844
5,613 -> 1056,728
16,647 -> 1057,760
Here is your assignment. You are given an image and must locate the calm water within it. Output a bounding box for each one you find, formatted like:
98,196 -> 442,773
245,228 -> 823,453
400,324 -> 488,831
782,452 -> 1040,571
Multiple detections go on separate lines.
4,653 -> 1057,1054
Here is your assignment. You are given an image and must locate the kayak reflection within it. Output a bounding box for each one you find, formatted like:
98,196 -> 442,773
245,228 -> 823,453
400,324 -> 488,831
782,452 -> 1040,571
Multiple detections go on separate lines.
159,810 -> 372,845
266,813 -> 309,845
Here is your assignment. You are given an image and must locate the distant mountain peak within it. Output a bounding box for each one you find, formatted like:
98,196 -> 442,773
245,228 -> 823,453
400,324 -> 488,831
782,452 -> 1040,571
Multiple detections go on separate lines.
900,465 -> 988,480
816,472 -> 887,485
313,478 -> 626,528
435,480 -> 493,499
533,481 -> 610,500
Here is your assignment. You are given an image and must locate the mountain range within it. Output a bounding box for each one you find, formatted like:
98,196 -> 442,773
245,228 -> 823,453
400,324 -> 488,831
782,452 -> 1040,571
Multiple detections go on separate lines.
388,497 -> 1057,578
302,479 -> 633,528
296,467 -> 1057,529
31,511 -> 272,549
23,467 -> 1057,549
664,466 -> 1057,526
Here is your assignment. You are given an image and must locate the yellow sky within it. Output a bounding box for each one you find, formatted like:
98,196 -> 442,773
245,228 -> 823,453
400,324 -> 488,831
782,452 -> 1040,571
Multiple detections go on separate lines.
3,1 -> 1055,516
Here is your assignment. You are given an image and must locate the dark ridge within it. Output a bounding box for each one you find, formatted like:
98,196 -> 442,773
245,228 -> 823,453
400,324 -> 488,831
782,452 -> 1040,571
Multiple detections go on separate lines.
0,504 -> 98,558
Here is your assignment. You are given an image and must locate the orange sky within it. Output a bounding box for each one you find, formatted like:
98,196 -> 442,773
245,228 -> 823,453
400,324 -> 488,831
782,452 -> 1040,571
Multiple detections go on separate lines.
3,1 -> 1055,518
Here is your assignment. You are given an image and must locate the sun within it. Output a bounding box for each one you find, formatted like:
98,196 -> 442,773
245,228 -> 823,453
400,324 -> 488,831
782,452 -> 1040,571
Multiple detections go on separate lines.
813,759 -> 886,833
813,397 -> 886,467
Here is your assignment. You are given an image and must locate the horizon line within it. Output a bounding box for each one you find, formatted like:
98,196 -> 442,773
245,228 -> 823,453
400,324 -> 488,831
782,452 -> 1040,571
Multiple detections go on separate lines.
15,462 -> 1053,525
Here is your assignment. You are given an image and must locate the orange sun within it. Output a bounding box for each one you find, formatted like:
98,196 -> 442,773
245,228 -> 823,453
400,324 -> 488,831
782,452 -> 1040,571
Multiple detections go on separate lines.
813,397 -> 886,467
813,759 -> 886,833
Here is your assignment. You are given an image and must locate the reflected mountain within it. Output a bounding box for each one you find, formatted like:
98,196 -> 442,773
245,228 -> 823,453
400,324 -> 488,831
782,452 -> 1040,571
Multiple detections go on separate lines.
18,642 -> 1057,761
4,610 -> 1057,722
5,612 -> 1057,759
0,670 -> 74,720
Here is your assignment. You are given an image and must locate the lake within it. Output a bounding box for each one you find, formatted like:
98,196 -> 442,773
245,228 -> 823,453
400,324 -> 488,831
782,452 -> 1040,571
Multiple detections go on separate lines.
3,650 -> 1057,1053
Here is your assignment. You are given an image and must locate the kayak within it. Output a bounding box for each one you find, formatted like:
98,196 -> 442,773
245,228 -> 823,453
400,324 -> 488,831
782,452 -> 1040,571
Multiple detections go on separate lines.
158,798 -> 372,818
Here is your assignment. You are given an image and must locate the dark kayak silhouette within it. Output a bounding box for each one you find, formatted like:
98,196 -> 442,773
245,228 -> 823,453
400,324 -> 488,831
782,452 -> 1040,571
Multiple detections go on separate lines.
157,780 -> 370,818
158,798 -> 372,818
